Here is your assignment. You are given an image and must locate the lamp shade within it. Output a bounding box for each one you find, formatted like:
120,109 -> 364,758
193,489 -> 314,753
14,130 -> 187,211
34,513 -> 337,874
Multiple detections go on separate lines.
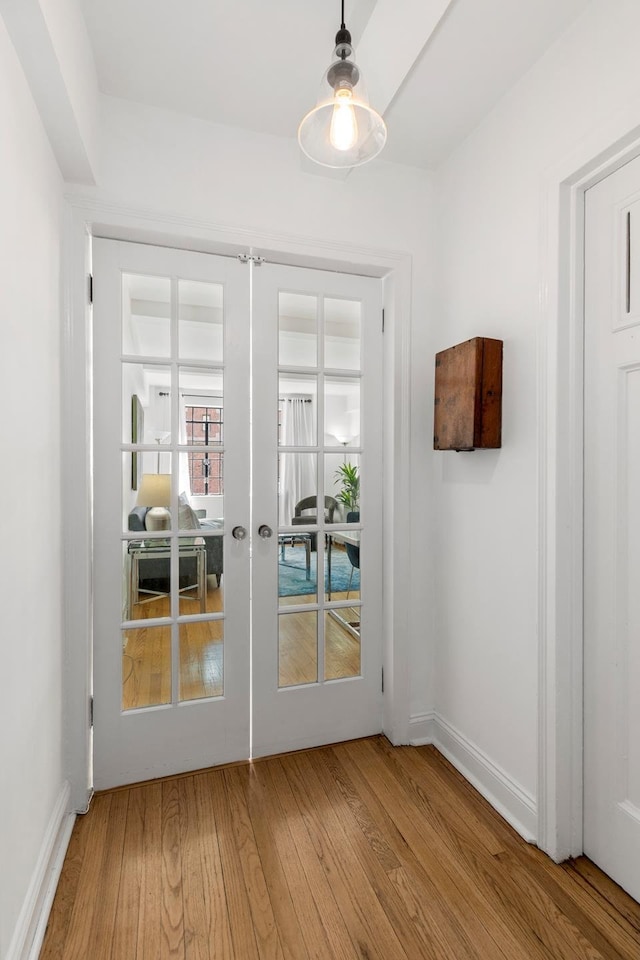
136,473 -> 171,508
298,46 -> 386,168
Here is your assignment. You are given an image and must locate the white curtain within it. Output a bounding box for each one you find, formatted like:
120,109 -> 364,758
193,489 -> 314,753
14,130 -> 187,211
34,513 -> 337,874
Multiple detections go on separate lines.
179,393 -> 192,498
279,396 -> 315,525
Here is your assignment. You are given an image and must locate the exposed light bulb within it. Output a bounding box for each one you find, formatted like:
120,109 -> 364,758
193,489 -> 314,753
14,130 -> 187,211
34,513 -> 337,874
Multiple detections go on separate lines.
329,89 -> 357,151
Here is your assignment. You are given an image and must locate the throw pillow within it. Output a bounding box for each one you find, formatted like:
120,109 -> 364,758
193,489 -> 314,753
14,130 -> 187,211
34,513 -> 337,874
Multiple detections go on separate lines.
178,493 -> 201,532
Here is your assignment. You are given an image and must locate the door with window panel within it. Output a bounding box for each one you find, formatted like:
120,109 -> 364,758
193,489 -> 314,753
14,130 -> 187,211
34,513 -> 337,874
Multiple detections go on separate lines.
93,243 -> 383,787
251,264 -> 383,758
92,239 -> 250,789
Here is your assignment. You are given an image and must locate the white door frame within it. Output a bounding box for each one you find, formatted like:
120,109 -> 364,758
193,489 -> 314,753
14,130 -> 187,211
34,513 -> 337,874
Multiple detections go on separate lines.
538,114 -> 640,861
61,198 -> 413,813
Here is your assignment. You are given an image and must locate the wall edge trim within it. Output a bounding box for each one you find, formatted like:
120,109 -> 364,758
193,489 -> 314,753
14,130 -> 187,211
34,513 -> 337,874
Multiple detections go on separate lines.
408,711 -> 436,745
6,781 -> 75,960
409,711 -> 537,843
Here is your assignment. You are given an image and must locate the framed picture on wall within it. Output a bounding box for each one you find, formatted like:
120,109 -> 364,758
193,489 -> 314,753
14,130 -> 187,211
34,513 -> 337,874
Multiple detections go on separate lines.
131,394 -> 144,490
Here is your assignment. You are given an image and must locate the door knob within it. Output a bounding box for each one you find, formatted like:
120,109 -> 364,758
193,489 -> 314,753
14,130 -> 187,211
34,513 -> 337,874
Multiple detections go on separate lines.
232,525 -> 247,540
258,524 -> 273,539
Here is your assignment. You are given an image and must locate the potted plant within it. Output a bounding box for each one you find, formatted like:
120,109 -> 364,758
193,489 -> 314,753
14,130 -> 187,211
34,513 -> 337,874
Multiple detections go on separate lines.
334,462 -> 360,514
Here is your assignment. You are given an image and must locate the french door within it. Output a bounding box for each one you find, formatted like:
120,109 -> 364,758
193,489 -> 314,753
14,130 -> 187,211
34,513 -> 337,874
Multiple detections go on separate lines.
92,239 -> 383,788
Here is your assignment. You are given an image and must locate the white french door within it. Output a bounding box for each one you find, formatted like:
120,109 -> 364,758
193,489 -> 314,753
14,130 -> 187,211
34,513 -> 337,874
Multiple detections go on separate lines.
584,154 -> 640,902
251,264 -> 383,758
92,239 -> 383,788
93,240 -> 251,788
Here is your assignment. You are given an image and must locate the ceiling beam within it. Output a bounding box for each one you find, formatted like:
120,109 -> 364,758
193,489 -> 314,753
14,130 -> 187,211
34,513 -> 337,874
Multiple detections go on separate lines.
0,0 -> 98,183
357,0 -> 455,115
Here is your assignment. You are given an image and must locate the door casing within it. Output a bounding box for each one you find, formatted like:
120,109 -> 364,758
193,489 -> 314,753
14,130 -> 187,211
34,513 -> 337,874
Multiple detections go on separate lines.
537,118 -> 640,861
61,203 -> 413,813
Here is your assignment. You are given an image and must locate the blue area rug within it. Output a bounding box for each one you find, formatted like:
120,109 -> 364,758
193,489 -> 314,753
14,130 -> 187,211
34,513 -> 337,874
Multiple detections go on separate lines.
278,545 -> 359,597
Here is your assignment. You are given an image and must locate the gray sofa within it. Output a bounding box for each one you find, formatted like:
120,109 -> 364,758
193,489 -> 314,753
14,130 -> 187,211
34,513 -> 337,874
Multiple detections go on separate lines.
128,507 -> 223,591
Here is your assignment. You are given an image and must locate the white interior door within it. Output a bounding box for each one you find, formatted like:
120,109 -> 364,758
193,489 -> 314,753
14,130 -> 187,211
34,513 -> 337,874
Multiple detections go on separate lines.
92,239 -> 251,789
584,154 -> 640,901
92,242 -> 384,788
251,264 -> 383,757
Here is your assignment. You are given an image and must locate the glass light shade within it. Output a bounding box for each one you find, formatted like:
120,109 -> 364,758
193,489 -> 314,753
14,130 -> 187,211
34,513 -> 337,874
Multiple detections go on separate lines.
298,52 -> 387,169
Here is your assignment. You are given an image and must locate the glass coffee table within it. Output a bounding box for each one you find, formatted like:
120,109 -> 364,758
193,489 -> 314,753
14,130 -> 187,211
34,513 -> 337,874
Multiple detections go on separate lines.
128,538 -> 207,615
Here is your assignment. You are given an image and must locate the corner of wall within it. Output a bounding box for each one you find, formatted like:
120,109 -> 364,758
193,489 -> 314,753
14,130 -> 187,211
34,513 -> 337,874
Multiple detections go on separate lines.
410,711 -> 537,844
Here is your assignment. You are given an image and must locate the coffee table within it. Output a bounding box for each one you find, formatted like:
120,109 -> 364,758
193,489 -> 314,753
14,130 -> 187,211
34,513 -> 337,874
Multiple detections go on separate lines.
128,538 -> 207,615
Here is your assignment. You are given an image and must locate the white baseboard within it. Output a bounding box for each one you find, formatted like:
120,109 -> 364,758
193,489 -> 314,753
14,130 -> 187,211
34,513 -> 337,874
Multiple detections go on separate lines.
7,781 -> 76,960
409,711 -> 537,843
408,711 -> 436,745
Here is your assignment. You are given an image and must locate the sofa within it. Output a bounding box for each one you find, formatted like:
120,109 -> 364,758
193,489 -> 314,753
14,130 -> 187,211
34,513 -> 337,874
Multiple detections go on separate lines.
128,507 -> 223,593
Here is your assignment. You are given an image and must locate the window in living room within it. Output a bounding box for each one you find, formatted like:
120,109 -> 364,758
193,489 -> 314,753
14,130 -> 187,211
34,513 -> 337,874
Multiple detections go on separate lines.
184,403 -> 224,495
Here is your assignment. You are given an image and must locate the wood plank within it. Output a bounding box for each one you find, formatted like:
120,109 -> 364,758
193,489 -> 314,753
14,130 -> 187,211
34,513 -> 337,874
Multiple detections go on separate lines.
241,763 -> 312,960
382,744 -> 609,960
161,779 -> 185,958
41,738 -> 640,960
419,744 -> 640,959
294,749 -> 433,957
340,738 -> 550,960
39,806 -> 92,958
266,757 -> 359,960
177,776 -> 212,960
222,767 -> 285,960
566,858 -> 640,935
58,794 -> 114,960
209,767 -> 261,959
110,787 -> 144,960
326,743 -> 515,960
313,747 -> 473,960
514,845 -> 640,960
136,781 -> 163,960
280,751 -> 410,960
188,771 -> 234,958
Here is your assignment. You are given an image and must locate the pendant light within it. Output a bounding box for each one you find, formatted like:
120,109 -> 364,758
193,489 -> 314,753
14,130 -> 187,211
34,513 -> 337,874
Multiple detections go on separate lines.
298,1 -> 387,169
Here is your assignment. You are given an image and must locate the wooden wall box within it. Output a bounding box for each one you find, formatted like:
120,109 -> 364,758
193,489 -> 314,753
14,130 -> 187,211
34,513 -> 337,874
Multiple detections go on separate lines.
433,337 -> 503,451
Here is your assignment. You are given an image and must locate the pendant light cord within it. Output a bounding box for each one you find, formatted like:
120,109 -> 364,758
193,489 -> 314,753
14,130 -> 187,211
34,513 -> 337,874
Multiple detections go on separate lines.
341,0 -> 345,30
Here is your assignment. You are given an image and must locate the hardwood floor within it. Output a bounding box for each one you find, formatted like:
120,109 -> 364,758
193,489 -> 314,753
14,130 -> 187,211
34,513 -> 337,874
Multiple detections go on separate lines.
41,737 -> 640,959
123,579 -> 361,709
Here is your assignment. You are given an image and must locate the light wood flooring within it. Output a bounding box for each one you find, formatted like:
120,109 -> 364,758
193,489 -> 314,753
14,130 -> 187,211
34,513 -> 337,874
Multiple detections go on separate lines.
124,578 -> 361,709
41,736 -> 640,959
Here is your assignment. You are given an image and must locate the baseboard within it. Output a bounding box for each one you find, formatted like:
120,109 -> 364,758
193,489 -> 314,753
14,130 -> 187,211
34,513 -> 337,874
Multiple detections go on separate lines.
7,781 -> 76,960
408,711 -> 437,745
409,711 -> 537,843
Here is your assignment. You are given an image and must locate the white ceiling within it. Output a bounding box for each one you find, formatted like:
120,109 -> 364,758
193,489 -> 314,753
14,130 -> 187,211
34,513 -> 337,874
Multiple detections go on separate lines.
80,0 -> 590,169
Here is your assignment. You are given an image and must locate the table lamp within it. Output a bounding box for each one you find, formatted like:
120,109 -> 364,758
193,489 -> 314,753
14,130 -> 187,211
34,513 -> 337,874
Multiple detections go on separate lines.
137,474 -> 171,530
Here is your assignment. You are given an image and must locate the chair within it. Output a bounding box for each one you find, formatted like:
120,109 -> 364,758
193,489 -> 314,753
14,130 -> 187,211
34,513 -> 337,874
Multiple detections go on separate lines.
345,511 -> 360,597
292,495 -> 338,551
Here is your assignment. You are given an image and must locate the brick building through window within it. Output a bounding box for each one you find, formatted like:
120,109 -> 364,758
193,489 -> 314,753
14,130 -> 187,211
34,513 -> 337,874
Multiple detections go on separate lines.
184,404 -> 223,495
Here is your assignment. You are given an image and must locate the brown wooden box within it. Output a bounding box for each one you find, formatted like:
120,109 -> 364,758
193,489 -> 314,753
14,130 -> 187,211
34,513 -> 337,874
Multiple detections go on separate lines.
433,337 -> 503,450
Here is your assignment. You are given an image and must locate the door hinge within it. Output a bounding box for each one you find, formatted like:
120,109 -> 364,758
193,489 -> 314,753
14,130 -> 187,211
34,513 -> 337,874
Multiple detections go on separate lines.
238,254 -> 266,266
382,308 -> 385,333
88,274 -> 93,304
89,695 -> 94,728
381,667 -> 384,692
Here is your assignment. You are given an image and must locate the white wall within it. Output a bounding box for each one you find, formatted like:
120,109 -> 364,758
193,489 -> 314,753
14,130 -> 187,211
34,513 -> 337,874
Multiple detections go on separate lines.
0,12 -> 65,957
432,0 -> 640,805
70,95 -> 438,722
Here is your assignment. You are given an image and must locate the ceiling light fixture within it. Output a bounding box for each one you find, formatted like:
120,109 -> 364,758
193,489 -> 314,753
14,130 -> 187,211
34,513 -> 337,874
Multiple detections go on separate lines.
297,0 -> 387,169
